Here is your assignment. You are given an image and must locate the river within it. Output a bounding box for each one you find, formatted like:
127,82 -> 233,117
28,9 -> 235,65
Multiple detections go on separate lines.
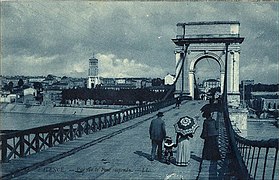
246,118 -> 278,140
0,108 -> 118,131
0,113 -> 87,130
1,112 -> 278,141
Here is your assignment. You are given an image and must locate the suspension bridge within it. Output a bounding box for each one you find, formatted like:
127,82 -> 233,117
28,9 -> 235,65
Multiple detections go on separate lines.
1,21 -> 278,179
0,98 -> 278,179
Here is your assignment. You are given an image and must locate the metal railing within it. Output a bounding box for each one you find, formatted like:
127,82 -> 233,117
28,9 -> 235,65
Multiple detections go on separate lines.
0,98 -> 176,163
235,135 -> 278,179
223,102 -> 279,179
221,42 -> 277,179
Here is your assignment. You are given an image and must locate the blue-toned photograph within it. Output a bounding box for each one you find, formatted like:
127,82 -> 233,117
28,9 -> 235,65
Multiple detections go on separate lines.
1,1 -> 278,179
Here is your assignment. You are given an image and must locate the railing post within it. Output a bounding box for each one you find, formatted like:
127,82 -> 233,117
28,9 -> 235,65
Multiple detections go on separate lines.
35,133 -> 40,153
249,146 -> 255,175
262,148 -> 269,179
254,147 -> 261,178
92,118 -> 97,131
272,148 -> 278,180
1,137 -> 8,163
69,125 -> 74,140
77,123 -> 82,137
113,114 -> 117,126
84,121 -> 89,135
123,111 -> 127,122
19,135 -> 25,157
246,145 -> 251,166
49,130 -> 53,147
98,117 -> 102,130
59,127 -> 64,143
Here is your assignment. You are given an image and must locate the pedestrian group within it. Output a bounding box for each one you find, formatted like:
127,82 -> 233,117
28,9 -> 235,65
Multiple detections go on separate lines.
149,105 -> 221,166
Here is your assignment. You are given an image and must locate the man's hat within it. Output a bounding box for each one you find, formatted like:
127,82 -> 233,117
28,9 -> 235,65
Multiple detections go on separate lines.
156,112 -> 164,117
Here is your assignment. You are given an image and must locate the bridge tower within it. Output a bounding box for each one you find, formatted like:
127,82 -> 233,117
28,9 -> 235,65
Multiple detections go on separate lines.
87,54 -> 100,89
172,21 -> 244,107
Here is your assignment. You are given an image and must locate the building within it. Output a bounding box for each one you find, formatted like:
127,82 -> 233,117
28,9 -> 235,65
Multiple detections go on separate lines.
0,94 -> 17,103
28,76 -> 45,83
23,87 -> 37,96
241,80 -> 254,86
203,79 -> 221,93
87,54 -> 100,89
43,88 -> 62,105
164,73 -> 175,85
99,77 -> 153,90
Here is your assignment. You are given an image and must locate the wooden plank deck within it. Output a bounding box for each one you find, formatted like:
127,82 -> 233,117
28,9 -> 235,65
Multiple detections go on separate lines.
1,100 -> 231,179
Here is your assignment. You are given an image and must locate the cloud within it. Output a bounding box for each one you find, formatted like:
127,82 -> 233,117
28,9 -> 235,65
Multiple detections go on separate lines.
2,54 -> 59,76
1,1 -> 278,84
97,54 -> 165,78
240,56 -> 278,83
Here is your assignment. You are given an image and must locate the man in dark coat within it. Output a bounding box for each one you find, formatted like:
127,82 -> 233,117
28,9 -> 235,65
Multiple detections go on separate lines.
149,112 -> 166,161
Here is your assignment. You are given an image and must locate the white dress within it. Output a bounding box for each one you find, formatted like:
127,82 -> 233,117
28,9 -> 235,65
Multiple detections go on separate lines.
176,136 -> 191,166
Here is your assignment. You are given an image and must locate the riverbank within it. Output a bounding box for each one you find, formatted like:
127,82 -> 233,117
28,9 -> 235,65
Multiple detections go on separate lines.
246,120 -> 279,140
0,103 -> 122,116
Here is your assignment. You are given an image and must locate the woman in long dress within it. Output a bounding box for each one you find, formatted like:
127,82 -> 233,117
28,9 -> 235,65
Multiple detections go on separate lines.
175,132 -> 193,166
200,111 -> 221,160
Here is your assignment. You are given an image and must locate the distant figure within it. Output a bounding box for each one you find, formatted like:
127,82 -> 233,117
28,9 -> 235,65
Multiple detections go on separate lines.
164,136 -> 175,165
149,112 -> 166,161
175,97 -> 181,109
200,111 -> 221,160
175,132 -> 193,166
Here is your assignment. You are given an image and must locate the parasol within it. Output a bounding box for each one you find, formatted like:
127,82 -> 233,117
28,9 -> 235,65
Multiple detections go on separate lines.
200,103 -> 221,113
174,116 -> 199,136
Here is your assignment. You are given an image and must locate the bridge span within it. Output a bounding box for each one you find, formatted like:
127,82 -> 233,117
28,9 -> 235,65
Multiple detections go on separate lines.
1,100 -> 233,179
1,99 -> 278,179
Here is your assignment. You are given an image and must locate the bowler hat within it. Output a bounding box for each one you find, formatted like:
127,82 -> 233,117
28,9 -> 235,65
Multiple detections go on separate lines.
156,112 -> 164,117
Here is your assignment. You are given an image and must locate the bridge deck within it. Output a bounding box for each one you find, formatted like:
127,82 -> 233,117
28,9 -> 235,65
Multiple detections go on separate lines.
1,100 -> 231,179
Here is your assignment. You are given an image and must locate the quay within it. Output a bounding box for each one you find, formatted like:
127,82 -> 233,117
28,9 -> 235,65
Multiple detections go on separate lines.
0,100 -> 231,179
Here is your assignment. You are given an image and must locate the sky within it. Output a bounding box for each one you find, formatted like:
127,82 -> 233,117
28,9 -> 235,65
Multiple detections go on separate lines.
1,1 -> 278,84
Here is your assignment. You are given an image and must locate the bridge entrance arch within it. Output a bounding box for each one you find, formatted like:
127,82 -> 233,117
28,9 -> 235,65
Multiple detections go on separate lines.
188,52 -> 225,100
172,21 -> 244,107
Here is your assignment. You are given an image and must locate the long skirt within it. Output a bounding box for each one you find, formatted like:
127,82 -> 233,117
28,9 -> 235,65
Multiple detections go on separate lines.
176,137 -> 191,166
202,136 -> 221,160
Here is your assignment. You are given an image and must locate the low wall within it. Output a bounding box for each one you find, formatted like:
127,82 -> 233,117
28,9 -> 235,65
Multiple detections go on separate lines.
229,107 -> 248,137
0,104 -> 119,116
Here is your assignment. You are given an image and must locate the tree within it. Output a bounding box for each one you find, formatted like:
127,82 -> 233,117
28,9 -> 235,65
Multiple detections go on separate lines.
33,82 -> 43,91
152,78 -> 164,86
46,74 -> 55,80
8,81 -> 14,93
18,79 -> 24,87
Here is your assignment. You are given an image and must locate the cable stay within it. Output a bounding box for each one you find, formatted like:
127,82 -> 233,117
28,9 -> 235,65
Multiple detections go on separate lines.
162,45 -> 189,100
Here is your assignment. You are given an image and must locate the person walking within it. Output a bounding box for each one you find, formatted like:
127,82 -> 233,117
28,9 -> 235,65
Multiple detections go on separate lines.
200,111 -> 221,160
149,112 -> 166,161
173,116 -> 198,166
175,132 -> 193,166
175,96 -> 181,108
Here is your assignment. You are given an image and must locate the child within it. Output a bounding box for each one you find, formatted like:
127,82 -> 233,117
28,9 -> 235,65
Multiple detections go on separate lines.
164,136 -> 175,164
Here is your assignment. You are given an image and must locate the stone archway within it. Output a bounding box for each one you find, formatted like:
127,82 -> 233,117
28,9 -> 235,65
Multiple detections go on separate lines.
188,52 -> 225,99
172,21 -> 244,107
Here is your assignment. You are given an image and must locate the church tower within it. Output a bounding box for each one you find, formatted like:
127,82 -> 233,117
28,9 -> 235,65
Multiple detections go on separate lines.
87,54 -> 99,89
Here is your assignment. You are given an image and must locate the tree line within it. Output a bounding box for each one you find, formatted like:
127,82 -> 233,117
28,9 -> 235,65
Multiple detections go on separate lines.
243,84 -> 279,92
61,88 -> 173,105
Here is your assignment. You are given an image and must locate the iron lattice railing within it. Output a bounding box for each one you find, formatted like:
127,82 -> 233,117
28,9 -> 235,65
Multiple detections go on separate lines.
223,103 -> 279,180
235,134 -> 278,179
0,98 -> 177,163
